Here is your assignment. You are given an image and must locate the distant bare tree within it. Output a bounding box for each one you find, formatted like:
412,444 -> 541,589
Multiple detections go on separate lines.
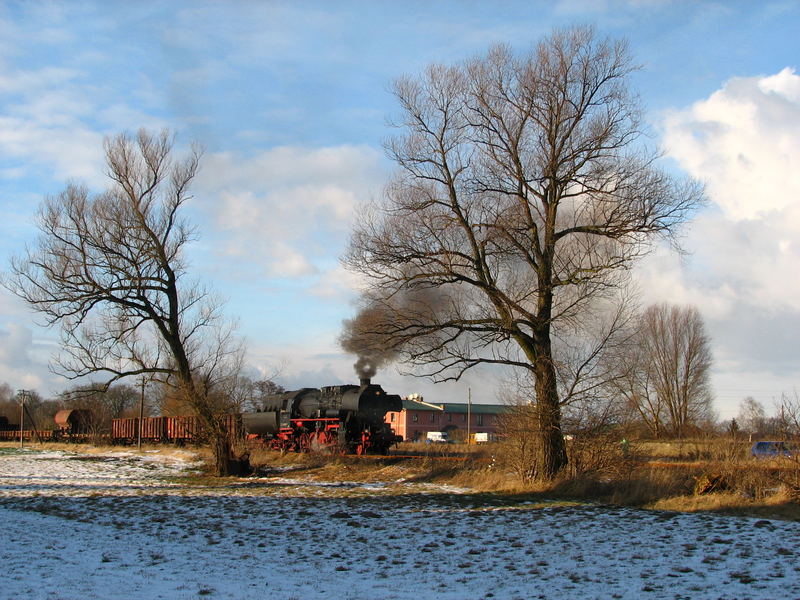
777,391 -> 800,438
213,375 -> 286,413
607,329 -> 665,438
0,383 -> 16,423
101,384 -> 141,419
612,303 -> 713,438
58,383 -> 145,433
0,386 -> 58,431
738,396 -> 767,438
345,27 -> 704,477
248,379 -> 285,409
5,129 -> 243,475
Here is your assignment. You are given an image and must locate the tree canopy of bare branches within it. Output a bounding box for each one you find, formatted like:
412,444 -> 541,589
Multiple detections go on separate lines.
610,303 -> 714,438
738,396 -> 767,437
5,129 -> 243,475
345,27 -> 704,477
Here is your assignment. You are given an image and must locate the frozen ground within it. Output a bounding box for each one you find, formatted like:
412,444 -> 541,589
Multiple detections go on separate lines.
1,447 -> 799,600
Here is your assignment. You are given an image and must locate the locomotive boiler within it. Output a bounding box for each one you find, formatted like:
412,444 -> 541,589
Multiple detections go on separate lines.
242,378 -> 403,454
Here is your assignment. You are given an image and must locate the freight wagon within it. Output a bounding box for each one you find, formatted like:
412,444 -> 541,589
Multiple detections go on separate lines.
111,415 -> 241,444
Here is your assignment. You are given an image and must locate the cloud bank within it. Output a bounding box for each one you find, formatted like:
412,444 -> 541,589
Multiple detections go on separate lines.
649,67 -> 800,414
194,145 -> 386,279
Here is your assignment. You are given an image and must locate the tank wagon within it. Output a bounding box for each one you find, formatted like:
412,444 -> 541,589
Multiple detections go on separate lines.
243,379 -> 403,454
0,415 -> 23,440
53,409 -> 94,436
0,410 -> 91,441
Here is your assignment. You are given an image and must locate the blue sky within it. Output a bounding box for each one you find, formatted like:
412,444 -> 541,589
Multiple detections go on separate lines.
1,1 -> 799,418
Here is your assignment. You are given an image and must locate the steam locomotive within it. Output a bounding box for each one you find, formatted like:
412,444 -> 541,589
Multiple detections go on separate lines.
242,378 -> 403,455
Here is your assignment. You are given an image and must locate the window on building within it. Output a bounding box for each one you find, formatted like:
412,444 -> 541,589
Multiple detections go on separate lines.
477,414 -> 484,426
429,412 -> 436,423
462,414 -> 466,422
412,414 -> 418,422
447,413 -> 452,422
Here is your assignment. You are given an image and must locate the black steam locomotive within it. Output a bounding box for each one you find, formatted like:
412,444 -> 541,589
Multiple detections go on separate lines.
242,378 -> 403,455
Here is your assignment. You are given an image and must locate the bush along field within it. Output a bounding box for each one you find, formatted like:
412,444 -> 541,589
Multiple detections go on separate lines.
310,436 -> 800,520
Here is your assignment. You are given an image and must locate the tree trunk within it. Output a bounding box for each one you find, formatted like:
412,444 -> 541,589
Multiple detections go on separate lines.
533,353 -> 568,479
532,223 -> 568,480
179,376 -> 234,477
199,409 -> 235,477
211,433 -> 231,477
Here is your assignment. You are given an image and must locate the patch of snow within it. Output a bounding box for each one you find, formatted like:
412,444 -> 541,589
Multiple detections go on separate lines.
1,449 -> 799,599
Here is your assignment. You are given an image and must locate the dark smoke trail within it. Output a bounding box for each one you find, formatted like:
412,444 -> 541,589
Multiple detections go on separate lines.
340,300 -> 399,380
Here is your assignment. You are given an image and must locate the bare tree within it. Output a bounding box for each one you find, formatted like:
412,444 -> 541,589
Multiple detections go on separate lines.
606,322 -> 666,438
5,129 -> 243,475
57,383 -> 146,434
500,366 -> 630,480
776,391 -> 800,439
613,303 -> 714,438
345,27 -> 703,478
0,383 -> 17,423
738,396 -> 767,438
0,386 -> 58,432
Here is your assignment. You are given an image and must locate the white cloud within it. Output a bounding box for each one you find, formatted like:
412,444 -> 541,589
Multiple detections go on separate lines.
652,67 -> 800,414
0,64 -> 170,186
663,67 -> 800,221
660,67 -> 800,314
0,115 -> 105,182
635,245 -> 737,320
194,145 -> 386,278
0,323 -> 34,367
0,38 -> 172,187
0,65 -> 104,182
0,321 -> 57,394
307,265 -> 367,300
269,242 -> 318,278
759,66 -> 800,102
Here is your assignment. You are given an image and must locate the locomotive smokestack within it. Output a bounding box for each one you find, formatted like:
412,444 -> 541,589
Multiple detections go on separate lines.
352,356 -> 376,386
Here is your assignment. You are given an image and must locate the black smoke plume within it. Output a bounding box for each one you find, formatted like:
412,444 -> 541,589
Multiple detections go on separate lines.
340,299 -> 400,381
340,280 -> 451,381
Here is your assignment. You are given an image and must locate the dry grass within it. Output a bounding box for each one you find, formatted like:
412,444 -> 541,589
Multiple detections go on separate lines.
245,442 -> 799,519
0,439 -> 207,460
7,439 -> 800,520
637,438 -> 750,461
243,439 -> 800,520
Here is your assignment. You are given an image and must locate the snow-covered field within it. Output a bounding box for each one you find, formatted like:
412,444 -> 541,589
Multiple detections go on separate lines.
1,447 -> 799,600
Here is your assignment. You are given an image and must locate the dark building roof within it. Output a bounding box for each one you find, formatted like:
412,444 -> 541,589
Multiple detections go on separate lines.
399,399 -> 443,411
397,399 -> 507,415
435,402 -> 507,415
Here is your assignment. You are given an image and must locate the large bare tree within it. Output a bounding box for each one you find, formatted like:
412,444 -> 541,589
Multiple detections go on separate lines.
5,129 -> 243,475
345,27 -> 704,478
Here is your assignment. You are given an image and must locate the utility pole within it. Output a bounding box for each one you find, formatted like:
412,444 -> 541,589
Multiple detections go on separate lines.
467,388 -> 472,445
138,376 -> 146,452
17,390 -> 27,449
